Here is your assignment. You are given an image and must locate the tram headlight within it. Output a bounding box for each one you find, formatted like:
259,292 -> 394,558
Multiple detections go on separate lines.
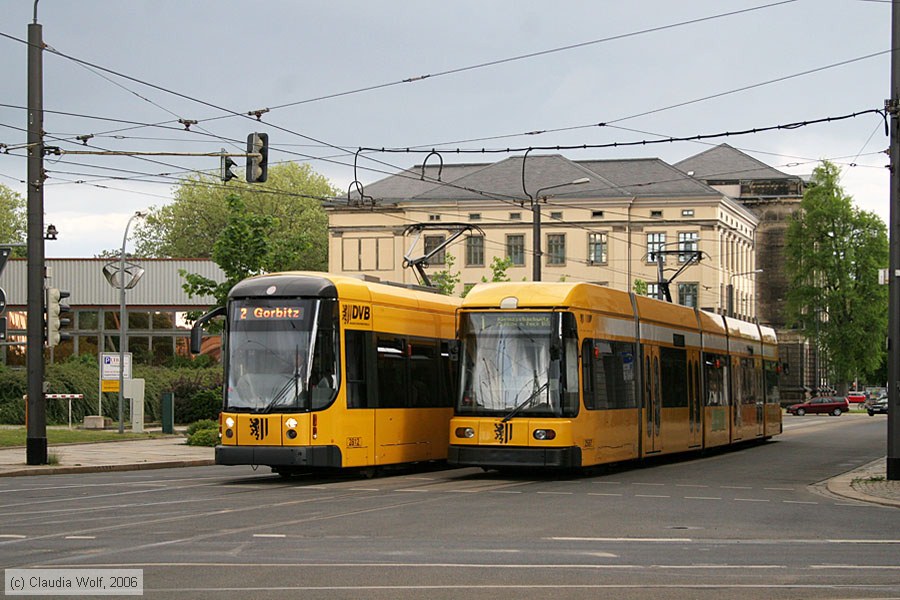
225,417 -> 235,428
455,427 -> 475,439
286,429 -> 298,440
533,429 -> 556,441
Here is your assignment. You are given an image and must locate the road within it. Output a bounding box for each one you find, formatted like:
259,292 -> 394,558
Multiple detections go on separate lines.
0,414 -> 897,599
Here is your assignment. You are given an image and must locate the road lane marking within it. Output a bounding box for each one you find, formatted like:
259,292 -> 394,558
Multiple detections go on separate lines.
253,534 -> 286,538
635,494 -> 670,498
685,496 -> 722,501
735,498 -> 770,502
588,493 -> 623,497
783,500 -> 818,505
64,536 -> 96,540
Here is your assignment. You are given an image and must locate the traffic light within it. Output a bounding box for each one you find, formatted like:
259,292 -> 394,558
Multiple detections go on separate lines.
46,287 -> 71,347
220,149 -> 237,182
246,132 -> 268,183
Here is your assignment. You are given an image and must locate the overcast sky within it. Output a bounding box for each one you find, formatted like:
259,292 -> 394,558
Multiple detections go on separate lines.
0,0 -> 892,257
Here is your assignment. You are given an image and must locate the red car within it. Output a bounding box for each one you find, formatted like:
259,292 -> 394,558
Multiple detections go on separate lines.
847,391 -> 867,404
786,396 -> 849,416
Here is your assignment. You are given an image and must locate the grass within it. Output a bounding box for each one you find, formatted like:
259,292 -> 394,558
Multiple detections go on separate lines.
0,427 -> 173,448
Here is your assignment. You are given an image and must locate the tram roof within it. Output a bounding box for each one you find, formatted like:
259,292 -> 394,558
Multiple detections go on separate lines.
462,282 -> 635,319
230,271 -> 460,310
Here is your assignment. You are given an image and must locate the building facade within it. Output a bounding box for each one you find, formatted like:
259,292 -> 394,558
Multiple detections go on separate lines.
329,154 -> 761,318
0,259 -> 225,366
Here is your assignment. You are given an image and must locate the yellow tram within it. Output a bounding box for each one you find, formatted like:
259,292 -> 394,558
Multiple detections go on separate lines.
192,272 -> 460,476
448,282 -> 781,469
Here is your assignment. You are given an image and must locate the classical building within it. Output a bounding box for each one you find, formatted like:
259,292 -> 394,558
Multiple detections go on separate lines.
329,154 -> 761,318
676,144 -> 813,401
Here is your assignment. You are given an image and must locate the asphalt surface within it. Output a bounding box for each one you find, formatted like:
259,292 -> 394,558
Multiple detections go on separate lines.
0,414 -> 896,508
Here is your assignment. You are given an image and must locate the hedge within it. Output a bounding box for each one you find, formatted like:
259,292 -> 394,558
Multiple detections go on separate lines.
0,357 -> 224,426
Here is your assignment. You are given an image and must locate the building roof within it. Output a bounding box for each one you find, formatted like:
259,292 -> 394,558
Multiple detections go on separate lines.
0,258 -> 226,308
347,154 -> 722,205
674,143 -> 801,182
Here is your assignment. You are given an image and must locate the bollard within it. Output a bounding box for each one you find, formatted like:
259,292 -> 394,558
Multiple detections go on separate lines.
161,392 -> 174,434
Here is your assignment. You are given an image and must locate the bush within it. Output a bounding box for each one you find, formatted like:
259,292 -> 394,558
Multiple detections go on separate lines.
0,360 -> 223,426
186,418 -> 219,437
186,427 -> 218,447
176,389 -> 222,424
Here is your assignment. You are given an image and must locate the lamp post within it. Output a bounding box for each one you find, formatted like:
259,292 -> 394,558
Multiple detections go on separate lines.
527,178 -> 590,281
116,211 -> 146,433
726,269 -> 763,318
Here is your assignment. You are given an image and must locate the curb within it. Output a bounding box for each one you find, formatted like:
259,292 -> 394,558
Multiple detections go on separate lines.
824,458 -> 900,509
0,459 -> 216,478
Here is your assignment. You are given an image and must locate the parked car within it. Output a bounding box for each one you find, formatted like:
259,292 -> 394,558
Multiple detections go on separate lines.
786,396 -> 849,416
867,396 -> 888,416
847,391 -> 867,404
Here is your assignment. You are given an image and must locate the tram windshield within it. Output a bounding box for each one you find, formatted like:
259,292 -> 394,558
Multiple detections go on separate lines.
225,298 -> 339,413
457,311 -> 579,418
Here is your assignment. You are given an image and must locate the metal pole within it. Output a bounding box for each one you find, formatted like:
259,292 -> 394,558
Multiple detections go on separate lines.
726,283 -> 734,318
25,11 -> 46,465
532,201 -> 542,282
887,0 -> 900,480
117,215 -> 138,434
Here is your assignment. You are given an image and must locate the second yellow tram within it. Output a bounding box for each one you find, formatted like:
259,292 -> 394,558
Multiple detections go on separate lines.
448,282 -> 781,469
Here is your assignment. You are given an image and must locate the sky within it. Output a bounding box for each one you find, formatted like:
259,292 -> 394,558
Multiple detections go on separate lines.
0,0 -> 893,257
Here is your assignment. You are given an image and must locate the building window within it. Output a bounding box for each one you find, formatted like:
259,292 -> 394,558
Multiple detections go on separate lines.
428,214 -> 441,221
588,233 -> 607,265
465,235 -> 484,267
678,232 -> 699,263
678,282 -> 699,308
547,234 -> 566,266
647,283 -> 661,300
651,210 -> 663,218
507,234 -> 525,266
550,211 -> 563,220
468,213 -> 481,221
682,209 -> 695,217
591,210 -> 604,219
647,232 -> 666,263
424,235 -> 445,265
509,212 -> 522,221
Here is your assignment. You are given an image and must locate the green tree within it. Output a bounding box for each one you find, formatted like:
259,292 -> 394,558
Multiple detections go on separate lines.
784,161 -> 888,388
134,162 -> 336,270
180,194 -> 275,311
632,279 -> 648,296
0,184 -> 27,256
430,253 -> 461,296
481,256 -> 513,283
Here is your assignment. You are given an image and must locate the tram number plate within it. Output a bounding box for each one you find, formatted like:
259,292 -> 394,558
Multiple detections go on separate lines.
347,437 -> 363,448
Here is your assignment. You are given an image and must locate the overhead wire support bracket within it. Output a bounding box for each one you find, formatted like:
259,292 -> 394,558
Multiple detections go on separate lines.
402,222 -> 484,288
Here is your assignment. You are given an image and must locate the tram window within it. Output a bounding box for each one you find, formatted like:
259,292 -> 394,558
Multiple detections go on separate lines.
377,335 -> 409,408
582,339 -> 637,410
764,361 -> 780,405
345,330 -> 370,409
704,353 -> 727,406
659,346 -> 688,408
310,306 -> 340,410
740,357 -> 758,405
409,339 -> 438,407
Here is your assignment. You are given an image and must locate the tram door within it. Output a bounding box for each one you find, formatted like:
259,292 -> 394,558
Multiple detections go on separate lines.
642,346 -> 662,455
688,351 -> 703,448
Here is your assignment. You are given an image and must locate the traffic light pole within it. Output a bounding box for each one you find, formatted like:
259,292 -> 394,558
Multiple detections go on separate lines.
887,0 -> 900,480
25,11 -> 47,465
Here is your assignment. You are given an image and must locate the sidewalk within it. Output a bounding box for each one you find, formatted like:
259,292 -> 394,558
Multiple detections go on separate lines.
0,437 -> 897,507
0,436 -> 214,477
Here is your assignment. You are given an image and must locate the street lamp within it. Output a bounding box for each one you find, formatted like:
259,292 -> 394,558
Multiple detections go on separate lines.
727,269 -> 763,318
527,177 -> 590,281
101,211 -> 147,433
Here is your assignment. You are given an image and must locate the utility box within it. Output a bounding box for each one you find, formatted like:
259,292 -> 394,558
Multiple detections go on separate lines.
124,378 -> 145,434
161,392 -> 174,434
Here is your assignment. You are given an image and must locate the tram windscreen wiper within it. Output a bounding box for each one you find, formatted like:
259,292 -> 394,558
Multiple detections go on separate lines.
501,378 -> 549,423
263,345 -> 305,413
